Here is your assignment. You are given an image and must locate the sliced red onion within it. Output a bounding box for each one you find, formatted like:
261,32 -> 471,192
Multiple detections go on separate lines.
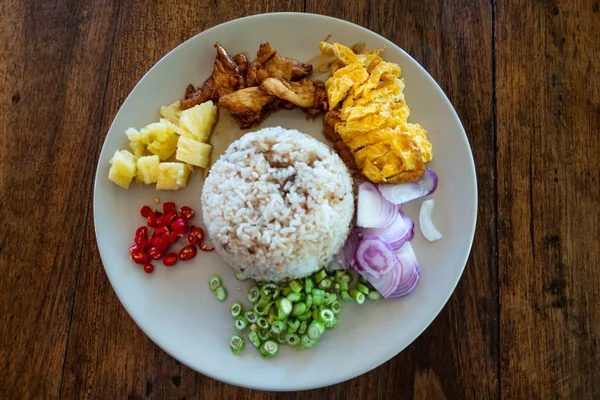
327,230 -> 360,271
356,181 -> 398,228
419,199 -> 443,241
360,212 -> 414,250
378,168 -> 439,205
354,236 -> 399,278
387,243 -> 420,298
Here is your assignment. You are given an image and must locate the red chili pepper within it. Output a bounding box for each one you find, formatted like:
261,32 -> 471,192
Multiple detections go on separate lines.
163,202 -> 176,214
143,264 -> 154,274
129,244 -> 139,253
150,236 -> 170,252
131,249 -> 150,265
140,205 -> 153,218
187,226 -> 204,245
161,211 -> 177,226
162,231 -> 178,244
147,213 -> 158,228
179,206 -> 195,220
147,246 -> 164,260
135,226 -> 148,238
179,245 -> 198,261
154,226 -> 169,237
163,252 -> 178,267
200,244 -> 215,252
171,218 -> 188,235
134,235 -> 147,249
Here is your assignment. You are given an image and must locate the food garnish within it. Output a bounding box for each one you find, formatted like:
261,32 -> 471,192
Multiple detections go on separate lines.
378,168 -> 438,204
419,199 -> 443,241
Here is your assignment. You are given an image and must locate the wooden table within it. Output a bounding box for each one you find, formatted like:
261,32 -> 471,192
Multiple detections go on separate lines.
1,1 -> 598,398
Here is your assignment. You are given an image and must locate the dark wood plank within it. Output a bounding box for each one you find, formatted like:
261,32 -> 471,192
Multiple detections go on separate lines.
497,0 -> 600,398
295,1 -> 498,399
0,1 -> 120,398
58,1 -> 302,399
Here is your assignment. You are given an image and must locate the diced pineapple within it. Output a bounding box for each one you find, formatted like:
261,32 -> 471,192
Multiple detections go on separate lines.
160,100 -> 182,125
176,136 -> 212,168
160,118 -> 195,139
147,134 -> 178,161
143,121 -> 173,142
136,155 -> 160,184
156,162 -> 190,190
108,149 -> 137,189
126,127 -> 153,145
129,141 -> 147,158
179,101 -> 217,142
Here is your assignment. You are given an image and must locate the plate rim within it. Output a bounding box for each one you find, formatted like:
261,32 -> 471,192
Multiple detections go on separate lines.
93,11 -> 478,391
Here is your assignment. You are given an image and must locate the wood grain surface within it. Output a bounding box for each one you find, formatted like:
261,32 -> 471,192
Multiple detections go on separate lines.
0,0 -> 597,399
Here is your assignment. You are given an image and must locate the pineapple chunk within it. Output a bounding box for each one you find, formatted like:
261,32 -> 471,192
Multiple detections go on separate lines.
147,134 -> 178,161
160,118 -> 195,139
136,155 -> 160,184
129,141 -> 147,158
108,149 -> 137,189
160,100 -> 182,125
143,121 -> 172,142
126,127 -> 153,145
179,101 -> 217,142
176,136 -> 212,168
156,162 -> 190,190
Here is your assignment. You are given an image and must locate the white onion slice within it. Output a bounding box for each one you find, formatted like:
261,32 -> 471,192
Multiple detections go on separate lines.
356,181 -> 398,228
378,168 -> 439,205
419,199 -> 442,241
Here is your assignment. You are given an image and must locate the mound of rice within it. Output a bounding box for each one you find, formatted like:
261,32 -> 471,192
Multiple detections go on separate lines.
201,127 -> 354,282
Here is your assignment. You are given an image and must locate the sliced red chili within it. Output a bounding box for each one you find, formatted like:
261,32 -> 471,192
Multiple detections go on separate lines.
154,226 -> 169,237
150,236 -> 170,252
143,264 -> 154,274
161,211 -> 177,226
179,245 -> 198,261
163,202 -> 176,214
129,244 -> 139,253
179,206 -> 195,220
131,249 -> 150,265
200,244 -> 215,252
163,252 -> 178,267
135,226 -> 148,238
140,205 -> 153,218
155,211 -> 163,219
147,246 -> 164,260
171,218 -> 188,235
162,231 -> 178,244
187,226 -> 204,245
134,235 -> 147,249
147,213 -> 158,228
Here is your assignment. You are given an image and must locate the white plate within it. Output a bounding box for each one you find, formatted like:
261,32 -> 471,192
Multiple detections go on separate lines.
94,12 -> 477,391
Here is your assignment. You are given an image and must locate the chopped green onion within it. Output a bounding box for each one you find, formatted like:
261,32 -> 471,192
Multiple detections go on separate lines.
337,271 -> 352,283
350,289 -> 365,305
289,280 -> 303,293
234,271 -> 248,281
258,329 -> 270,341
229,334 -> 245,354
282,287 -> 292,297
261,283 -> 279,298
317,308 -> 335,325
313,289 -> 325,305
244,310 -> 258,323
287,319 -> 300,334
257,317 -> 269,330
359,275 -> 367,284
301,334 -> 317,348
249,323 -> 258,332
276,331 -> 287,344
287,292 -> 301,303
307,320 -> 325,340
335,270 -> 346,281
311,308 -> 319,321
315,269 -> 327,283
324,293 -> 337,306
268,307 -> 279,324
305,293 -> 313,309
260,340 -> 279,358
270,320 -> 285,335
291,302 -> 307,316
331,300 -> 342,315
298,321 -> 308,335
248,331 -> 261,348
297,311 -> 311,321
340,291 -> 352,302
368,290 -> 382,301
254,300 -> 273,316
247,286 -> 260,303
277,297 -> 292,320
333,283 -> 341,292
305,278 -> 313,293
230,301 -> 243,318
209,275 -> 222,291
285,333 -> 300,346
214,286 -> 227,302
357,283 -> 370,295
327,316 -> 339,329
319,278 -> 332,290
339,282 -> 349,292
234,316 -> 248,331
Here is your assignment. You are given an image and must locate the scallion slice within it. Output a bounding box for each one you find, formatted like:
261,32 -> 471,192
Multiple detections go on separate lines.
307,320 -> 325,340
301,334 -> 317,349
317,309 -> 335,325
350,289 -> 365,305
248,331 -> 261,348
244,310 -> 258,323
234,316 -> 248,331
270,320 -> 285,335
247,286 -> 260,304
230,301 -> 243,318
209,275 -> 222,291
229,334 -> 245,354
260,340 -> 279,358
315,269 -> 327,283
287,319 -> 300,334
368,290 -> 382,301
357,283 -> 370,295
331,300 -> 342,315
289,280 -> 303,293
305,278 -> 313,293
215,286 -> 227,302
234,271 -> 248,281
277,297 -> 292,320
285,333 -> 300,346
340,291 -> 352,302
